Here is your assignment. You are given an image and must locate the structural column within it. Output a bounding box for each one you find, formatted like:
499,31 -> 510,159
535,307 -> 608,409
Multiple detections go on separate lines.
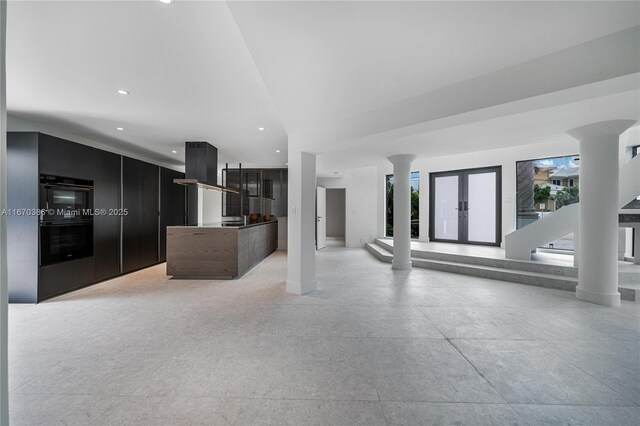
567,120 -> 635,306
286,142 -> 317,295
0,0 -> 9,422
387,155 -> 416,270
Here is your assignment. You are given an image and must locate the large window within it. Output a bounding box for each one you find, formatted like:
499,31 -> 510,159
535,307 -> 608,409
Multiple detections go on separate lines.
385,172 -> 419,238
516,155 -> 579,250
623,146 -> 640,209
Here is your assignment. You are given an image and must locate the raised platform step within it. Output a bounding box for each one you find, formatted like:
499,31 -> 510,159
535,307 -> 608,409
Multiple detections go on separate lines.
365,241 -> 639,302
374,238 -> 578,277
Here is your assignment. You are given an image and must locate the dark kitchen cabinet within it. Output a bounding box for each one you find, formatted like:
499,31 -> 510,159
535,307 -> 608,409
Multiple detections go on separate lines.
39,257 -> 94,301
7,131 -> 187,302
93,149 -> 122,282
223,168 -> 288,218
122,157 -> 159,273
159,168 -> 186,262
39,133 -> 95,180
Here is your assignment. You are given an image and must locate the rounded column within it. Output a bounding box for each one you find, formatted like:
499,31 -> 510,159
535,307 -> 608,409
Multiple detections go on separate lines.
567,120 -> 635,306
387,154 -> 417,270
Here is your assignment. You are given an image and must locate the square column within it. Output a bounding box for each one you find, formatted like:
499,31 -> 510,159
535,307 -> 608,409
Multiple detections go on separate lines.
0,1 -> 9,422
286,145 -> 317,295
567,120 -> 636,306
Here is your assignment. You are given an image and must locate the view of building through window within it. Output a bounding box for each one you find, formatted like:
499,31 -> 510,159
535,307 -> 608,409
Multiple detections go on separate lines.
516,155 -> 580,250
386,172 -> 419,238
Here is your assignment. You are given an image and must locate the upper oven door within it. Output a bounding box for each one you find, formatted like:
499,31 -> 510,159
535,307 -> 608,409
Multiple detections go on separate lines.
40,178 -> 94,224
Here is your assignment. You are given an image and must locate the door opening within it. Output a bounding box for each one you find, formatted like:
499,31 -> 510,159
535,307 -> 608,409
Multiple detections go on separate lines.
325,188 -> 346,247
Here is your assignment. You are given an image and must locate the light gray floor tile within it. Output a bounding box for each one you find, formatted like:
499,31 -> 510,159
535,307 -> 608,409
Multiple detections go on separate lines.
419,307 -> 534,339
8,248 -> 640,425
233,399 -> 387,425
511,404 -> 640,426
369,339 -> 504,403
544,339 -> 640,405
452,339 -> 635,406
382,402 -> 524,425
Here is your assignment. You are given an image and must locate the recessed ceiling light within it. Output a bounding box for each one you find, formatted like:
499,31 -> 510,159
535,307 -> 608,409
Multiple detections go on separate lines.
117,89 -> 129,95
116,127 -> 124,131
159,0 -> 173,4
171,150 -> 177,154
276,150 -> 280,153
258,127 -> 265,131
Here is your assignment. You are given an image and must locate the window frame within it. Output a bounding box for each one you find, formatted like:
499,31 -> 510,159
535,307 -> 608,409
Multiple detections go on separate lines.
384,171 -> 420,239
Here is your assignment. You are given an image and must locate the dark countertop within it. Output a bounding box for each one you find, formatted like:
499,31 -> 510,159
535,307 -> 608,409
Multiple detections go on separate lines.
168,219 -> 277,229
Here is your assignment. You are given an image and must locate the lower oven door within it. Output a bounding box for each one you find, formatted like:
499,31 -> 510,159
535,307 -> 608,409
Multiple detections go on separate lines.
40,222 -> 93,266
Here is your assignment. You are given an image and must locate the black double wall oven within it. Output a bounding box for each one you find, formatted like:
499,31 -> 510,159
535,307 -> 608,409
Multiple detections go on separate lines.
39,175 -> 94,266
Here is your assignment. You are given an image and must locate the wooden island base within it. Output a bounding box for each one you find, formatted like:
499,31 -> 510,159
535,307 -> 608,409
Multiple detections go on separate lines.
166,220 -> 278,279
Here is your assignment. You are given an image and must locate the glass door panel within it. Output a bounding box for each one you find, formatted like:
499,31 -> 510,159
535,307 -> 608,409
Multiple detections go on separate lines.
430,166 -> 501,246
433,175 -> 459,240
467,171 -> 497,243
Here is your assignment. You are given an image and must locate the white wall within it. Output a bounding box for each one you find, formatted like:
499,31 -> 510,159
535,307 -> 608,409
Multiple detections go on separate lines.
325,188 -> 345,237
318,165 -> 379,248
197,188 -> 222,224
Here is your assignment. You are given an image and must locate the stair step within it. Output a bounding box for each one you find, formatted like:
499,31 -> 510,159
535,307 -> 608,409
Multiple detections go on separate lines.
411,258 -> 577,292
365,242 -> 392,262
618,284 -> 640,302
375,238 -> 578,277
366,241 -> 637,301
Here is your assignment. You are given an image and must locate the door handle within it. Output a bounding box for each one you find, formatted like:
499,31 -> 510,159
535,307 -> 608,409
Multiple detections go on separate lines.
463,201 -> 468,211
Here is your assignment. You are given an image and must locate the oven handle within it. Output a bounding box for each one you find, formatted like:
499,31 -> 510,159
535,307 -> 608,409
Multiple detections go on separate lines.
42,183 -> 94,191
41,220 -> 93,227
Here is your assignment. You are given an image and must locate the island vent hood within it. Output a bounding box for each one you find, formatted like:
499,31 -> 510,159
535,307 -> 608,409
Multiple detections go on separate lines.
173,142 -> 239,193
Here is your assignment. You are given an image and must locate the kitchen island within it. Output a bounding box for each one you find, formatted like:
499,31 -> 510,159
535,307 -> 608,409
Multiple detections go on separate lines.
166,220 -> 278,278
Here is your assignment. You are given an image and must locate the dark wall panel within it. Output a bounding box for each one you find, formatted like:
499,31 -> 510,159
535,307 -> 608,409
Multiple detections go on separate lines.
93,150 -> 122,282
7,132 -> 40,303
122,157 -> 159,273
160,168 -> 186,262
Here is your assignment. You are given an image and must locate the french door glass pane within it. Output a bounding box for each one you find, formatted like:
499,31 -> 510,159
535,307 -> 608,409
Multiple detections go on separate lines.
434,175 -> 458,240
467,172 -> 496,243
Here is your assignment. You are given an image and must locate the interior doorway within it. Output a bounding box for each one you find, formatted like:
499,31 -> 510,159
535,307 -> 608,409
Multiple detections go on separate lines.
316,187 -> 327,250
325,188 -> 346,247
429,166 -> 502,246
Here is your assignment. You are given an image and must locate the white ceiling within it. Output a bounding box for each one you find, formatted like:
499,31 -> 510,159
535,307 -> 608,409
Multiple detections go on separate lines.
227,0 -> 640,133
6,1 -> 640,173
7,0 -> 287,167
316,89 -> 640,175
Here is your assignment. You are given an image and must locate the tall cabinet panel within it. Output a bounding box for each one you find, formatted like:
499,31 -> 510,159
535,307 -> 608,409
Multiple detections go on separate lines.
38,133 -> 95,179
93,150 -> 122,282
160,168 -> 186,262
38,133 -> 96,300
122,157 -> 159,273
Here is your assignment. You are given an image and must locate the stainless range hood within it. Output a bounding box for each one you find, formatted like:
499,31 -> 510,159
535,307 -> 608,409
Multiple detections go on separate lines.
174,142 -> 239,193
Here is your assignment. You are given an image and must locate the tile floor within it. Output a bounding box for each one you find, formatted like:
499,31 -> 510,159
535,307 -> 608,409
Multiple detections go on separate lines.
8,246 -> 640,425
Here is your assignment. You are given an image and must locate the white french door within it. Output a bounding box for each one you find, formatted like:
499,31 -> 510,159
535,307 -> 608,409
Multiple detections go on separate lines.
429,167 -> 501,246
